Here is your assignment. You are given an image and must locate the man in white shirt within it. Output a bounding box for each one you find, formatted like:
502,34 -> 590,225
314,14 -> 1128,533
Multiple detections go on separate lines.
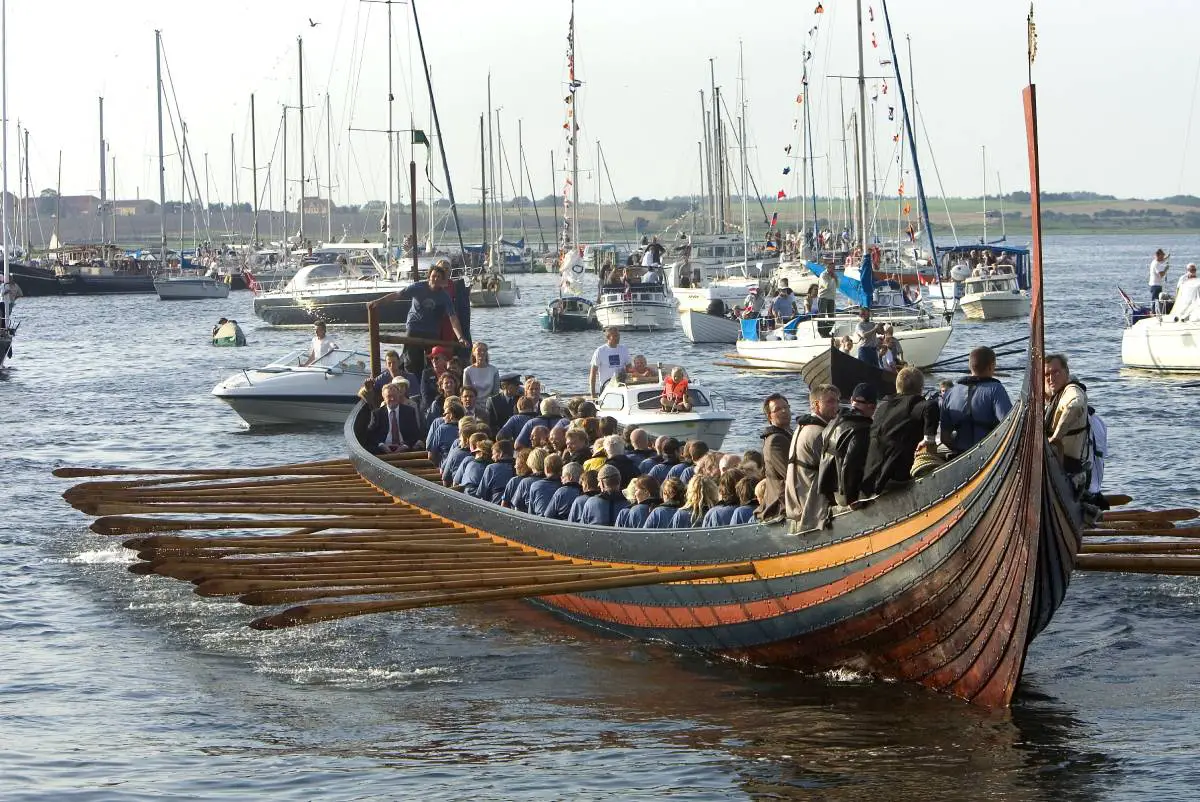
304,321 -> 338,365
1148,248 -> 1169,306
588,327 -> 631,396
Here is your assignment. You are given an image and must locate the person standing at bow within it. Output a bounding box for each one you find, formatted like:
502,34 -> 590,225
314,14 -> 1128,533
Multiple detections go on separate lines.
1148,248 -> 1170,307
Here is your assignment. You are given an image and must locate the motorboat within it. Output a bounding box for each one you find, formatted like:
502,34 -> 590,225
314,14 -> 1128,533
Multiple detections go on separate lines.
252,261 -> 412,327
593,371 -> 734,450
593,266 -> 676,331
1120,283 -> 1200,371
679,307 -> 741,344
211,347 -> 372,426
468,271 -> 519,307
154,275 -> 231,300
927,244 -> 1030,314
735,314 -> 953,370
958,272 -> 1029,321
539,295 -> 600,332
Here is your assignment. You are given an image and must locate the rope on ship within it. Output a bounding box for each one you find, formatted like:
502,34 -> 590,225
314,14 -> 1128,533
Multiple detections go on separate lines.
56,453 -> 754,631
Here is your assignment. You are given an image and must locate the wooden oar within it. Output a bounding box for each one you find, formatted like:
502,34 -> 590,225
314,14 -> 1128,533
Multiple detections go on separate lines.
140,554 -> 557,580
54,456 -> 358,478
250,563 -> 757,629
91,515 -> 460,536
1084,526 -> 1200,539
85,502 -> 407,517
1101,508 -> 1198,523
1081,541 -> 1200,554
1076,554 -> 1200,575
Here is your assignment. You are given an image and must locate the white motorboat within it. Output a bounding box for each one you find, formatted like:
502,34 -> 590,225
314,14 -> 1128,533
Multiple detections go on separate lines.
680,308 -> 741,344
468,272 -> 520,307
212,347 -> 371,426
593,373 -> 735,450
736,315 -> 953,370
594,268 -> 676,331
1121,315 -> 1200,372
154,275 -> 231,300
958,272 -> 1029,321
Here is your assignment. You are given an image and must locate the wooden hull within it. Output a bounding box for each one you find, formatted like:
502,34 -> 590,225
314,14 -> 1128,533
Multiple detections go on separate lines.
347,384 -> 1082,708
799,344 -> 897,400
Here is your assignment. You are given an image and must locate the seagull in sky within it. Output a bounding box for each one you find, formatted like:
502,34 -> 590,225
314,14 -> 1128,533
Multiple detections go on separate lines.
308,18 -> 320,27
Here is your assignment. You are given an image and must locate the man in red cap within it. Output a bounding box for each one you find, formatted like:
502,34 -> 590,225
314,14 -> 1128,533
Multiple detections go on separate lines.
419,345 -> 453,413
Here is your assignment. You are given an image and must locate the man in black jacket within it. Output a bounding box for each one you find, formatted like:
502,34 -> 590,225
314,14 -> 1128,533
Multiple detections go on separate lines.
366,383 -> 422,454
862,367 -> 939,496
757,392 -> 794,521
818,383 -> 876,508
484,372 -> 523,430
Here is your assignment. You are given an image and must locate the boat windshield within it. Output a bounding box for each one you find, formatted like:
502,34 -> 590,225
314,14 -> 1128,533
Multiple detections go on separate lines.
634,389 -> 709,409
264,348 -> 370,372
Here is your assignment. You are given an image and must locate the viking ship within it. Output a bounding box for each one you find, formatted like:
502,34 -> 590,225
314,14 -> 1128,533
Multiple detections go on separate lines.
56,21 -> 1090,710
799,343 -> 898,400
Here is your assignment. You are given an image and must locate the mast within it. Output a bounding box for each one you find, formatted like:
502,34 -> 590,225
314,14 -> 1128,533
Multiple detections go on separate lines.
880,1 -> 936,260
486,74 -> 495,241
480,114 -> 488,264
230,133 -> 235,238
155,30 -> 167,264
54,151 -> 61,249
496,107 -> 505,248
325,93 -> 333,242
385,0 -> 393,269
180,122 -> 187,253
803,56 -> 818,242
713,86 -> 724,233
2,0 -> 7,307
282,107 -> 288,244
98,97 -> 107,244
981,146 -> 988,242
297,36 -> 305,243
709,59 -> 719,234
595,140 -> 602,243
250,93 -> 259,245
699,91 -> 711,233
855,0 -> 870,251
738,42 -> 748,265
566,0 -> 580,252
111,155 -> 117,244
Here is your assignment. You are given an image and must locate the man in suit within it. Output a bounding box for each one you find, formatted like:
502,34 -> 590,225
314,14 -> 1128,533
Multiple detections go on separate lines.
367,383 -> 421,454
484,372 -> 523,431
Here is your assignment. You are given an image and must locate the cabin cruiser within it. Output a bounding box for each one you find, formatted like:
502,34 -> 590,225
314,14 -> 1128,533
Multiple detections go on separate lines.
926,244 -> 1030,314
468,270 -> 519,307
593,370 -> 734,450
593,265 -> 675,331
212,347 -> 371,426
252,261 -> 411,327
539,295 -> 600,332
735,313 -> 953,370
958,271 -> 1029,320
154,275 -> 231,300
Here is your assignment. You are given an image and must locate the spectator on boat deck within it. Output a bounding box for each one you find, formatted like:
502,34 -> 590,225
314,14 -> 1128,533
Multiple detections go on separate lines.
672,476 -> 718,528
615,475 -> 662,528
854,308 -> 884,367
527,453 -> 565,516
769,287 -> 798,325
563,428 -> 593,465
642,235 -> 666,266
578,465 -> 631,526
719,452 -> 742,475
485,372 -> 523,431
785,382 -> 839,527
303,320 -> 337,365
878,335 -> 901,371
817,261 -> 839,314
599,434 -> 642,489
459,386 -> 480,418
818,383 -> 877,509
516,398 -> 566,448
1045,353 -> 1091,495
740,449 -> 764,481
730,476 -> 760,525
545,462 -> 584,520
1172,263 -> 1200,322
702,470 -> 745,528
803,284 -> 819,315
661,367 -> 692,412
642,478 -> 686,528
454,435 -> 493,494
397,260 -> 469,376
627,354 -> 656,382
567,469 -> 601,523
589,327 -> 632,396
741,286 -> 762,318
862,367 -> 940,497
476,440 -> 516,503
939,346 -> 1012,456
498,395 -> 537,442
757,393 -> 794,521
649,438 -> 683,482
463,341 -> 500,398
427,399 -> 466,467
500,446 -> 533,508
367,382 -> 422,455
642,263 -> 664,284
1148,248 -> 1170,306
881,325 -> 904,362
669,440 -> 709,487
511,448 -> 548,513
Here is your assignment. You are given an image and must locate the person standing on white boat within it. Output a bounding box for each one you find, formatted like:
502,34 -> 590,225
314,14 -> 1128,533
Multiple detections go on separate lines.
303,321 -> 337,365
853,308 -> 883,367
1172,263 -> 1200,321
641,236 -> 665,267
588,327 -> 631,397
1148,248 -> 1170,307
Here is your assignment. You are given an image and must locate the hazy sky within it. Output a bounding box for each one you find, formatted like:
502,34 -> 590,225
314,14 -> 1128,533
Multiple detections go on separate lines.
4,0 -> 1198,211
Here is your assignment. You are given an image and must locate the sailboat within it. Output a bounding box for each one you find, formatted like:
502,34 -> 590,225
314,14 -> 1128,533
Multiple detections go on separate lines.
469,107 -> 519,308
1,0 -> 16,367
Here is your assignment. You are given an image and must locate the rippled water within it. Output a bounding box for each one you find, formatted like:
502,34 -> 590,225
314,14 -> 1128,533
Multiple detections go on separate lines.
3,234 -> 1199,800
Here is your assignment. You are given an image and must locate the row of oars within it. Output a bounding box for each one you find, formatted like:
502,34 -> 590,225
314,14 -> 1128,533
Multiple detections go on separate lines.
1077,503 -> 1200,576
57,454 -> 755,630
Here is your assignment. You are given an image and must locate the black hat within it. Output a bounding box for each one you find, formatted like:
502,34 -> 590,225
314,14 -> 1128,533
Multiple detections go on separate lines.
851,383 -> 878,403
499,372 -> 522,385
